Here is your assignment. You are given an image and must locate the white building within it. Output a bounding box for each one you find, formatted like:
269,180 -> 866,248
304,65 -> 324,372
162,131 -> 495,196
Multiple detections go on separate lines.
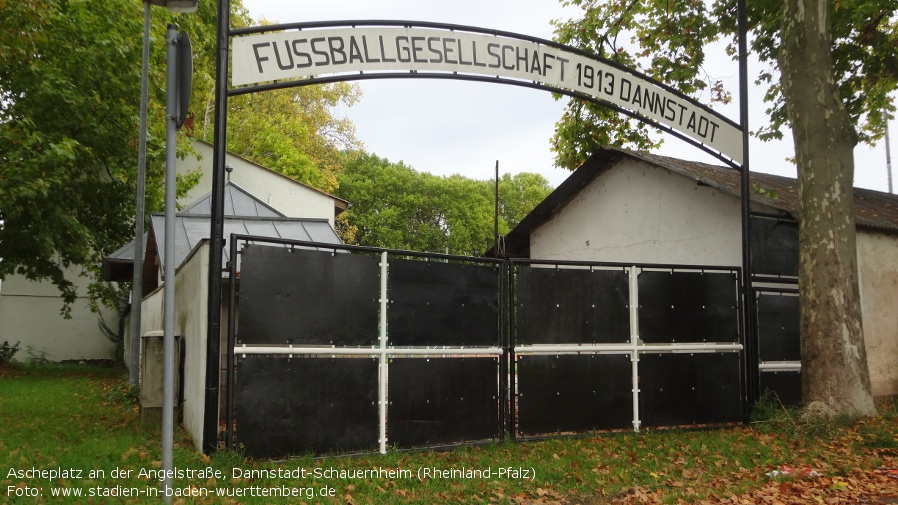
494,147 -> 898,402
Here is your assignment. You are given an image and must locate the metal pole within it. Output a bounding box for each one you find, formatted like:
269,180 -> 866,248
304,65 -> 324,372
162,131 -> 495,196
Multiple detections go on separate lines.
629,266 -> 640,432
162,23 -> 178,502
225,235 -> 238,449
203,0 -> 231,454
129,0 -> 151,388
378,251 -> 388,454
498,260 -> 507,441
494,161 -> 499,255
886,119 -> 893,194
737,0 -> 758,409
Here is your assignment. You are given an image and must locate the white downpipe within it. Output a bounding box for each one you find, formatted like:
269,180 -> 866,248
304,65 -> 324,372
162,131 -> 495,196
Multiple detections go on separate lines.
378,251 -> 388,454
629,266 -> 640,432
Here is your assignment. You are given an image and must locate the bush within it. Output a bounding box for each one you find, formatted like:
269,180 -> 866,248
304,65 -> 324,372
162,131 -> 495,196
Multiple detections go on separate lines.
0,340 -> 21,365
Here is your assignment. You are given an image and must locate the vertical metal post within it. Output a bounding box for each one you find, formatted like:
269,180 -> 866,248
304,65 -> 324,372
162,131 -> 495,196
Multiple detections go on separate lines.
737,0 -> 758,407
204,0 -> 230,454
886,119 -> 893,194
629,266 -> 640,432
129,0 -> 151,388
378,251 -> 389,454
507,262 -> 517,441
498,260 -> 508,441
225,235 -> 238,449
494,161 -> 499,254
162,23 -> 178,502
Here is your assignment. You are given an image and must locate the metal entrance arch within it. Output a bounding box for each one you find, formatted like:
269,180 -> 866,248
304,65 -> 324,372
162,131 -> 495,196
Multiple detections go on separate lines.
201,2 -> 753,453
229,20 -> 743,167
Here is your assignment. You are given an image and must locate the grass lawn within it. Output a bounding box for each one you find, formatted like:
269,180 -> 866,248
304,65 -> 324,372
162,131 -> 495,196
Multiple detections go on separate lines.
1,363 -> 897,504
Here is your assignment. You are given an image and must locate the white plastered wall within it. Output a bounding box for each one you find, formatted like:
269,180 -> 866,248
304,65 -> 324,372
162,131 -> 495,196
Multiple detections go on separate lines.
141,241 -> 210,451
0,267 -> 116,362
857,230 -> 898,400
179,141 -> 339,225
529,159 -> 745,267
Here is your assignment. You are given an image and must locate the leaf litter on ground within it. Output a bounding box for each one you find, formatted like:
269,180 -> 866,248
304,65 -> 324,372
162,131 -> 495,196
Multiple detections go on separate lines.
2,365 -> 897,504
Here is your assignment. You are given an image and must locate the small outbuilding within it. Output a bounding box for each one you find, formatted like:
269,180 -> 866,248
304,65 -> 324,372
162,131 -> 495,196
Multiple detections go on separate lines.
492,147 -> 898,402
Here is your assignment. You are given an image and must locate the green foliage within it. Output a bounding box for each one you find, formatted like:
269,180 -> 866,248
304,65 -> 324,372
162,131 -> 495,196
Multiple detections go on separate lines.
105,379 -> 141,407
23,346 -> 51,365
551,0 -> 897,168
335,153 -> 553,255
221,83 -> 362,193
0,0 -> 144,313
97,291 -> 131,365
187,16 -> 363,195
0,340 -> 20,365
0,0 -> 222,313
750,390 -> 800,433
750,391 -> 855,438
0,1 -> 357,314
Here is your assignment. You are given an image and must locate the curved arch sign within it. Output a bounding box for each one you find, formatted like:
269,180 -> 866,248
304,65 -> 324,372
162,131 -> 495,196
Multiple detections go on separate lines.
202,15 -> 754,455
230,22 -> 743,165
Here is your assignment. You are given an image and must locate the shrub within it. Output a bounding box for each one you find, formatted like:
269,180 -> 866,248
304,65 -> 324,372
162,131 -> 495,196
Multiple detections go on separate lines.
0,340 -> 21,365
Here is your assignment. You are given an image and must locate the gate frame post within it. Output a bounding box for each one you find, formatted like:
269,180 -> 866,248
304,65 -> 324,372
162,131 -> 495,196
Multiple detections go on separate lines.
225,234 -> 239,448
629,266 -> 641,432
378,251 -> 389,454
498,259 -> 510,442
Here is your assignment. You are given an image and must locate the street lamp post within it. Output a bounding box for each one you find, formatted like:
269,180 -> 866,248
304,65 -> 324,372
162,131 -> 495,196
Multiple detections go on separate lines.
130,0 -> 200,393
131,2 -> 198,383
131,2 -> 196,503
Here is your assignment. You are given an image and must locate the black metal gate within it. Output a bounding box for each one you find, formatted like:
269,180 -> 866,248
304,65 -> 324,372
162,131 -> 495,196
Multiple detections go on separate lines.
224,237 -> 746,458
750,215 -> 801,406
512,261 -> 744,438
228,240 -> 505,458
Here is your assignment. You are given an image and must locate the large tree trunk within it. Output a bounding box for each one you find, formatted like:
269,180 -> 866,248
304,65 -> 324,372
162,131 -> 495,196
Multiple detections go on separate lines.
778,0 -> 876,416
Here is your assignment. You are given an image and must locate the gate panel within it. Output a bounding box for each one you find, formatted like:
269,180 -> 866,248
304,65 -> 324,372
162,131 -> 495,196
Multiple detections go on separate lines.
387,259 -> 499,346
638,271 -> 739,343
639,353 -> 742,427
757,293 -> 800,361
750,216 -> 799,277
235,356 -> 379,458
756,291 -> 801,406
238,245 -> 380,345
517,354 -> 633,435
388,358 -> 499,447
516,267 -> 629,344
759,371 -> 802,406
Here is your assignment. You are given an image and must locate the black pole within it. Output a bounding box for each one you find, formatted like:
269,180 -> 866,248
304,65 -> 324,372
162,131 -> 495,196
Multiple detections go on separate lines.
737,0 -> 758,414
495,162 -> 504,441
507,262 -> 517,441
494,161 -> 500,256
225,234 -> 238,449
203,0 -> 230,454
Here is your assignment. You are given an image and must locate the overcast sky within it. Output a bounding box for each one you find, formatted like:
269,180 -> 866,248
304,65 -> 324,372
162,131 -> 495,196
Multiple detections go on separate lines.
239,0 -> 895,192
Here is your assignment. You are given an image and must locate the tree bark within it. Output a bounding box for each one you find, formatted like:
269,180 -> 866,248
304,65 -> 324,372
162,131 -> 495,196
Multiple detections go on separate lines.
778,0 -> 876,416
